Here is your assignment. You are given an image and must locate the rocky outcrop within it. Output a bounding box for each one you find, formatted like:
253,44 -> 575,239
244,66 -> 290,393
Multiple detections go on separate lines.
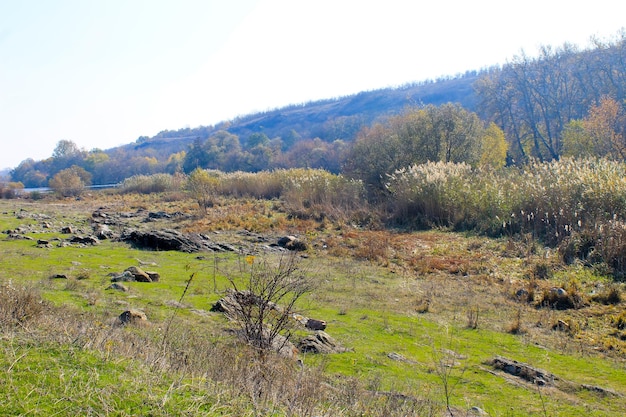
121,228 -> 236,253
490,356 -> 555,386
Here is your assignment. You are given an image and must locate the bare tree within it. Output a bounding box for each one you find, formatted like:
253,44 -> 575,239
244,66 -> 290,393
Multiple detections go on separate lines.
226,253 -> 313,356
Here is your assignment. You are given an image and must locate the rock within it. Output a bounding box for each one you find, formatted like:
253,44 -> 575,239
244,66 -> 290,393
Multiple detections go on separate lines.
121,228 -> 230,253
147,211 -> 171,220
469,406 -> 488,416
550,287 -> 568,299
490,356 -> 555,386
61,226 -> 74,234
69,235 -> 99,245
277,235 -> 308,251
145,271 -> 160,282
117,309 -> 148,325
110,270 -> 136,282
298,331 -> 348,354
37,239 -> 50,245
106,283 -> 129,292
94,224 -> 115,239
305,318 -> 327,331
125,266 -> 152,282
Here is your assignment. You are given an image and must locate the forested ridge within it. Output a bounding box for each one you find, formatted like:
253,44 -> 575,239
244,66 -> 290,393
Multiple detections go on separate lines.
7,32 -> 626,189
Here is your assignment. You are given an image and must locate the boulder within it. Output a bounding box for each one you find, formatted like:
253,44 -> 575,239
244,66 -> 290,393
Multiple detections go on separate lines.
490,356 -> 555,386
61,226 -> 74,234
110,271 -> 136,282
117,309 -> 148,326
125,266 -> 152,282
69,235 -> 99,245
305,318 -> 327,331
145,271 -> 160,282
121,228 -> 232,253
277,235 -> 308,251
298,331 -> 348,354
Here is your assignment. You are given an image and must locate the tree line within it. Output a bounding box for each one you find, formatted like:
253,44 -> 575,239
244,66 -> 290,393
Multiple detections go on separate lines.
7,31 -> 626,193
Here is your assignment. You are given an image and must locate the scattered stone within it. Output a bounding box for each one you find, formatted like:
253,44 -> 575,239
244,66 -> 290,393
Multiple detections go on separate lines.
110,271 -> 136,282
468,406 -> 488,416
305,318 -> 327,331
387,352 -> 417,364
117,309 -> 148,326
125,266 -> 152,282
6,233 -> 33,240
145,271 -> 160,282
94,224 -> 115,239
490,356 -> 555,386
69,235 -> 99,245
106,283 -> 129,292
61,226 -> 74,234
147,211 -> 171,220
580,384 -> 623,397
551,287 -> 568,299
277,235 -> 308,251
298,331 -> 348,354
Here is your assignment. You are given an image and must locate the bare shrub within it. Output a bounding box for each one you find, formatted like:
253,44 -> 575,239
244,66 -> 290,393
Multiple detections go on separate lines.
0,282 -> 47,328
225,253 -> 314,355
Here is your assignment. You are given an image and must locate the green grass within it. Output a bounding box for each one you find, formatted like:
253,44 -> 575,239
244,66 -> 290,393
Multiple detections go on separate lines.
0,337 -> 220,416
1,198 -> 626,416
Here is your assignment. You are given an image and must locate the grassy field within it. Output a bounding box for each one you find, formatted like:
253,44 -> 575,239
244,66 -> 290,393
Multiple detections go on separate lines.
1,193 -> 625,416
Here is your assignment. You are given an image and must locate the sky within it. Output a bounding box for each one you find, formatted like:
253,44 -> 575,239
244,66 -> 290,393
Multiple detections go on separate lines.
1,0 -> 625,170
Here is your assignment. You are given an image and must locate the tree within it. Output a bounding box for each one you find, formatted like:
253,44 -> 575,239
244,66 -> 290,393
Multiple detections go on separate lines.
52,139 -> 81,159
562,96 -> 626,159
479,122 -> 508,169
182,138 -> 210,173
48,165 -> 92,197
345,104 -> 487,194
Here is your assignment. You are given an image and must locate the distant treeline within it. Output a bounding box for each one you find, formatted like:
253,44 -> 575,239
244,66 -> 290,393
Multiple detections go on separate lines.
9,31 -> 626,189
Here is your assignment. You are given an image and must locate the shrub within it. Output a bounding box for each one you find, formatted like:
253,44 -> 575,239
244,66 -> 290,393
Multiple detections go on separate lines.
48,165 -> 91,197
0,282 -> 47,328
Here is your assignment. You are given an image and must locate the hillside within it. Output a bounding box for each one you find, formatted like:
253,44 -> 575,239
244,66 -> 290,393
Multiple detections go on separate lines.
123,72 -> 479,158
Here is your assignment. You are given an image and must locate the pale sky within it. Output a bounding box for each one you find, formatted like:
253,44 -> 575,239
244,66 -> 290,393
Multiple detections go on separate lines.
1,0 -> 624,170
